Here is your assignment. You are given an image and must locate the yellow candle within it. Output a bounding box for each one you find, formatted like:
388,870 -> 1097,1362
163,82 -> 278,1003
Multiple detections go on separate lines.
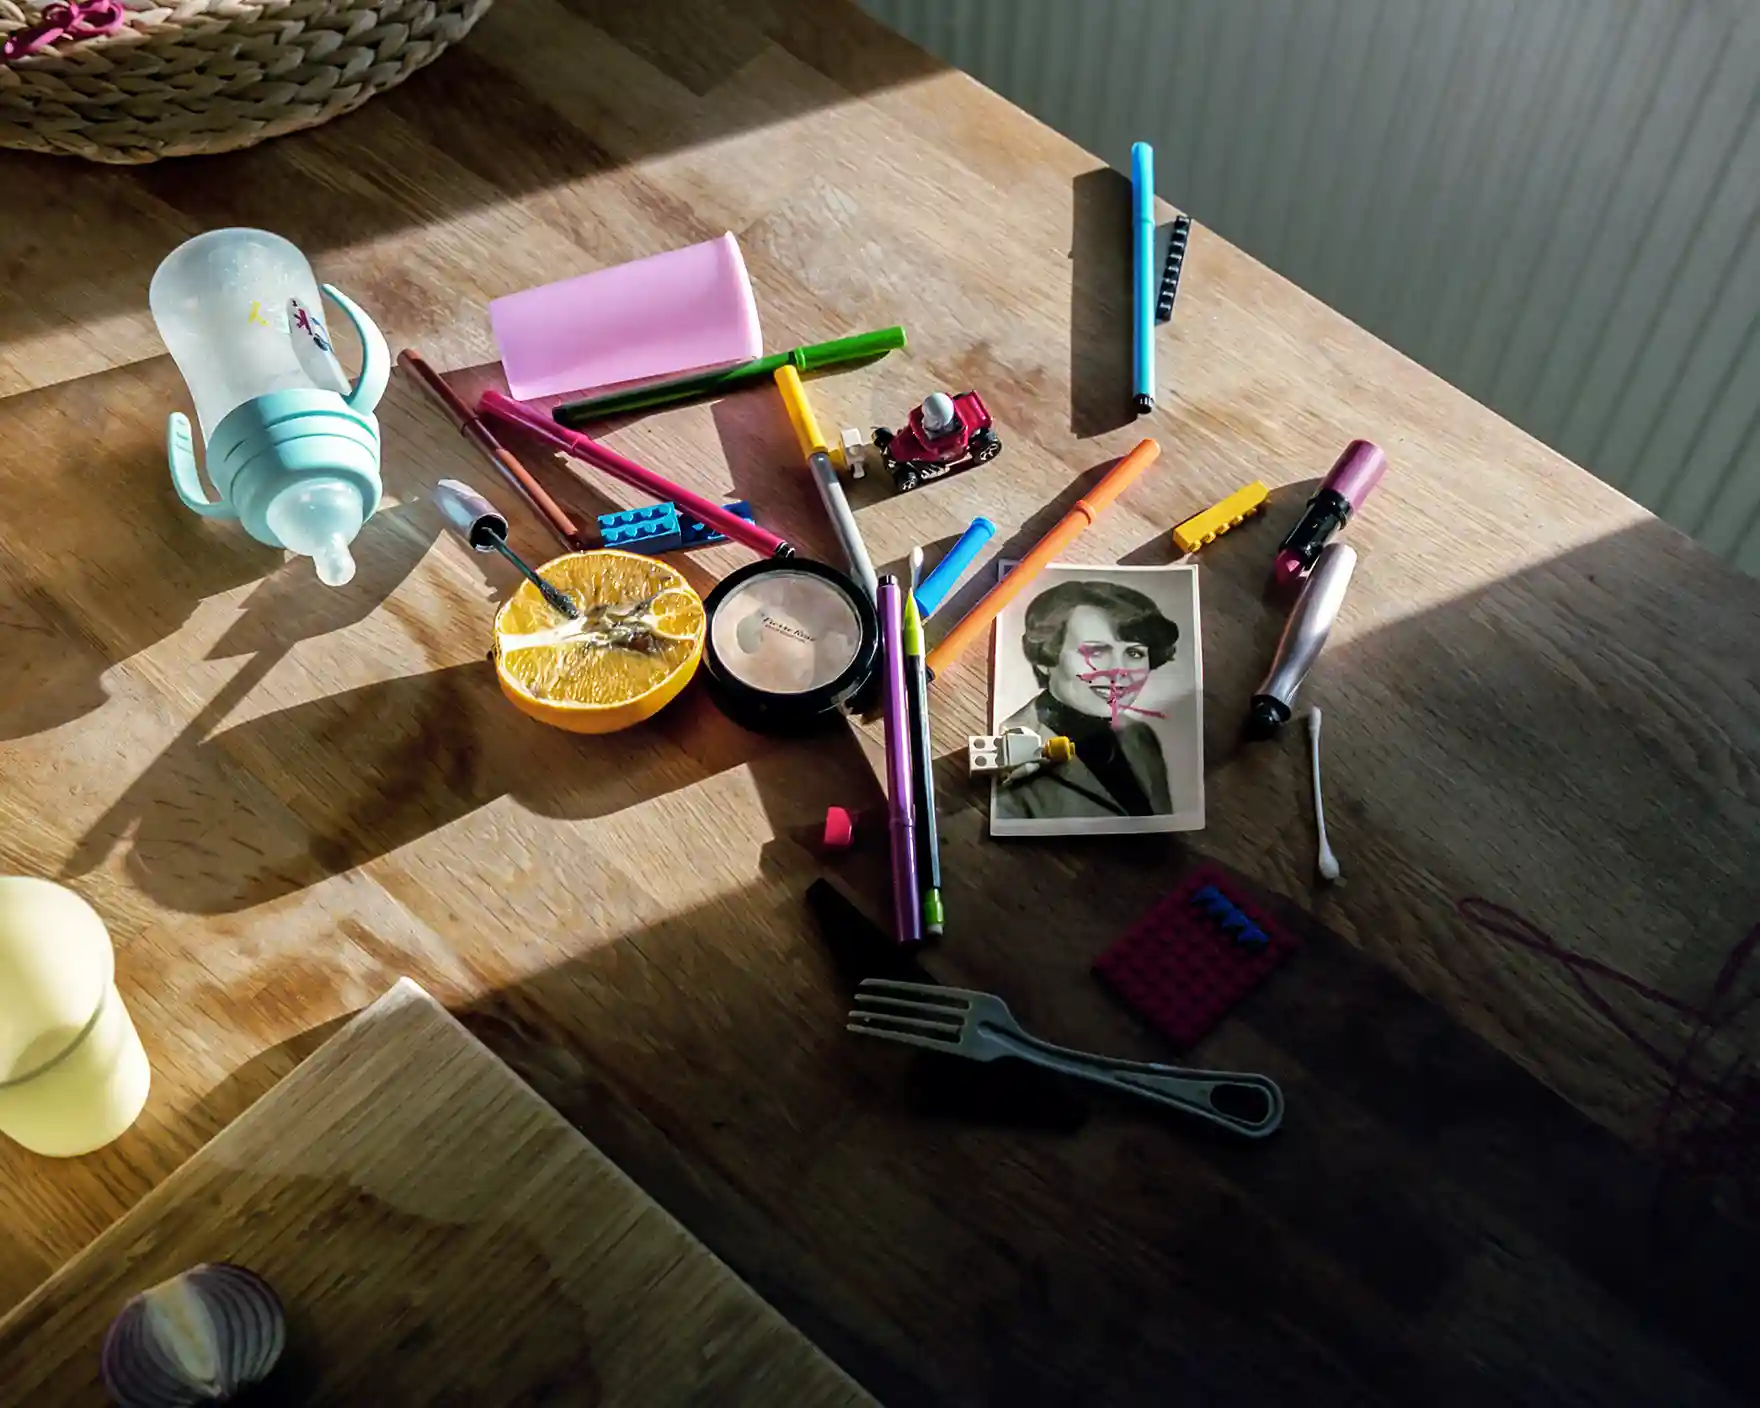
0,878 -> 150,1157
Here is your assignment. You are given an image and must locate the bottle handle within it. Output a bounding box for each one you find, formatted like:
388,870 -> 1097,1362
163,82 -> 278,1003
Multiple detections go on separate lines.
321,283 -> 390,415
167,412 -> 237,518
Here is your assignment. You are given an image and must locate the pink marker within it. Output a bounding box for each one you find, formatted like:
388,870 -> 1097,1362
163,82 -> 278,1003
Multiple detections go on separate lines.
1272,440 -> 1387,588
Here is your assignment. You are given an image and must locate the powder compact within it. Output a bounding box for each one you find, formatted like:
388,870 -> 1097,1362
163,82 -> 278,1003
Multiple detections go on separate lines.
702,558 -> 879,732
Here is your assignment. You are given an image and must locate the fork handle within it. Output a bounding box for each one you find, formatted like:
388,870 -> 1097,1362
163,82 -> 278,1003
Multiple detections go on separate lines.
991,1030 -> 1284,1138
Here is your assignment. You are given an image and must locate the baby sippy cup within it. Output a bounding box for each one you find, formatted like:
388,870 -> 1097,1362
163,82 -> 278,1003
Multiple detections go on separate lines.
150,228 -> 390,586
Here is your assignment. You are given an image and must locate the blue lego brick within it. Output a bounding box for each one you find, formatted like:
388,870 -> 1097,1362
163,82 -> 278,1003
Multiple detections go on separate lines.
677,500 -> 755,550
1189,885 -> 1267,948
598,503 -> 681,553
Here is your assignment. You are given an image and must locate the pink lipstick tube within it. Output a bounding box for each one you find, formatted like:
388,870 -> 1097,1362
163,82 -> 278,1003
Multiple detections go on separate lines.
1272,439 -> 1387,587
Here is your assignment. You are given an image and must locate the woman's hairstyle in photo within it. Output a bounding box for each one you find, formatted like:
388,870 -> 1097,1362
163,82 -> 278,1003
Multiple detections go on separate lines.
1021,580 -> 1180,684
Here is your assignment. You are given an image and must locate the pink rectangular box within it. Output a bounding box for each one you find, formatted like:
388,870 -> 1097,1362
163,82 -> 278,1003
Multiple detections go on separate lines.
489,232 -> 764,401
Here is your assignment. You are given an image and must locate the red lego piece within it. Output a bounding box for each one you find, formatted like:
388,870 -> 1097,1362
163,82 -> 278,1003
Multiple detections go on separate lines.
822,806 -> 856,852
1093,864 -> 1299,1050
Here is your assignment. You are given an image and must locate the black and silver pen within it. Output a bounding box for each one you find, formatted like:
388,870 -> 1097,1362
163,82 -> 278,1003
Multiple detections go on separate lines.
1246,542 -> 1357,739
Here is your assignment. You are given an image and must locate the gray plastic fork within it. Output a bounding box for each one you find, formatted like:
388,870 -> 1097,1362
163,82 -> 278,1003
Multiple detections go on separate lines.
848,978 -> 1284,1138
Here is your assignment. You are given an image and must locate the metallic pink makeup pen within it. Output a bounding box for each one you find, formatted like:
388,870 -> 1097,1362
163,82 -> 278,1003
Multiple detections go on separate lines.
1272,439 -> 1387,588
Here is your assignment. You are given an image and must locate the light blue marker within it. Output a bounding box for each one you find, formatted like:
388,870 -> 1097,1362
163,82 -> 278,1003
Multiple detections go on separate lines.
913,516 -> 997,619
1130,140 -> 1156,414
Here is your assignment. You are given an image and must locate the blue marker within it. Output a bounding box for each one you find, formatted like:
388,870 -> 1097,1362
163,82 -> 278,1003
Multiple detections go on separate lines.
1131,140 -> 1156,414
914,516 -> 997,619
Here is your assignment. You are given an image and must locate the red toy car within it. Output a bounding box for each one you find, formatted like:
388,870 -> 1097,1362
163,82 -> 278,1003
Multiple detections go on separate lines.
872,391 -> 1001,492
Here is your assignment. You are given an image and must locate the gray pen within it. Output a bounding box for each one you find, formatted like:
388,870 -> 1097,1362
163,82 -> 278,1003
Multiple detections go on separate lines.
776,365 -> 878,601
1246,542 -> 1357,738
807,446 -> 877,601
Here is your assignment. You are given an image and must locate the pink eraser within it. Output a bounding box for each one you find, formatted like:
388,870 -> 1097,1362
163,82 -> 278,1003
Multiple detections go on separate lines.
822,807 -> 856,851
489,233 -> 763,401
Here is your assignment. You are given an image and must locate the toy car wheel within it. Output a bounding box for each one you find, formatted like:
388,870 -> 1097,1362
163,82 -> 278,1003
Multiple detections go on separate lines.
968,429 -> 1001,464
895,461 -> 935,492
872,427 -> 894,451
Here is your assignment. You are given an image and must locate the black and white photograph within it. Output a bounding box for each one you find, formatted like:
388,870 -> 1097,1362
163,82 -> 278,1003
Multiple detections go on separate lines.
989,564 -> 1203,837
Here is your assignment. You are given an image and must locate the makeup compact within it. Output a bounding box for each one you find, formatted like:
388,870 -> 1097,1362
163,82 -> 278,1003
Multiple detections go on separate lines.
702,559 -> 879,732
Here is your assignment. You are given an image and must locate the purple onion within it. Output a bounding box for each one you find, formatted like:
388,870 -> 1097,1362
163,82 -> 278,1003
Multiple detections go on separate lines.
101,1264 -> 285,1406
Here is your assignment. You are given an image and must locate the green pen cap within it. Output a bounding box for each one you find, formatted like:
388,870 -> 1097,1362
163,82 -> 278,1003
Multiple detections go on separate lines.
922,889 -> 945,935
792,326 -> 907,373
901,589 -> 925,653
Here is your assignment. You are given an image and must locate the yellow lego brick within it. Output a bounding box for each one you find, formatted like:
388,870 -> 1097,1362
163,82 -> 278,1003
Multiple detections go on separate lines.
1172,480 -> 1270,554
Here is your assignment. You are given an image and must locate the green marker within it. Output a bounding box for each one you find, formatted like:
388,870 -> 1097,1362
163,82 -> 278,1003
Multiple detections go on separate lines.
553,327 -> 907,426
901,583 -> 945,936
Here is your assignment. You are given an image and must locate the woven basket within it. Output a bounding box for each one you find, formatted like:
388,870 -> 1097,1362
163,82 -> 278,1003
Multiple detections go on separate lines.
0,0 -> 492,164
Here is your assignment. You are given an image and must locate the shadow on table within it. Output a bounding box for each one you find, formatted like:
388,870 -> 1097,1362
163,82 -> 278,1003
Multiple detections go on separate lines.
62,656 -> 881,914
436,795 -> 1760,1408
1069,167 -> 1136,440
0,0 -> 943,359
0,365 -> 288,740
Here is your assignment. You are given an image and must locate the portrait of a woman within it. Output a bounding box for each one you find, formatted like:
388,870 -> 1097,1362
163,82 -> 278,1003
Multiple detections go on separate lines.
994,579 -> 1184,823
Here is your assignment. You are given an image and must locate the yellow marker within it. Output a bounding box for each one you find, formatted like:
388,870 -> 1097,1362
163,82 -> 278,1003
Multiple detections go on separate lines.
1172,480 -> 1269,554
774,364 -> 830,456
246,300 -> 272,328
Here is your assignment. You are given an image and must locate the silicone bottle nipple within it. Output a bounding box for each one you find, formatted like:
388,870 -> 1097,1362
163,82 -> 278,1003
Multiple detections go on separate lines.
265,480 -> 364,587
309,533 -> 357,587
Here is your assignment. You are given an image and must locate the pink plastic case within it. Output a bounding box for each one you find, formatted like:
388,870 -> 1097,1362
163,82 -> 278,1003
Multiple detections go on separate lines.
489,232 -> 763,401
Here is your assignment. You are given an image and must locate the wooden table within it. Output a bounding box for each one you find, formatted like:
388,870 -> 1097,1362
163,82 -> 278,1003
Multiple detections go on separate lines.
1,1 -> 1756,1402
0,980 -> 871,1405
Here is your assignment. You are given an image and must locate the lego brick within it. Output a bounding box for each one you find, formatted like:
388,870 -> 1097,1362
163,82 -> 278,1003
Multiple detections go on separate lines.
1171,481 -> 1269,554
1190,884 -> 1268,948
835,427 -> 870,478
1093,863 -> 1298,1049
967,731 -> 1046,774
599,503 -> 681,552
822,806 -> 855,851
677,500 -> 754,550
1156,213 -> 1192,323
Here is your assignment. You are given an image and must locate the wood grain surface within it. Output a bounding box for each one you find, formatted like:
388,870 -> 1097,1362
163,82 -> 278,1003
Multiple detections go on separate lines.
0,0 -> 1757,1403
0,979 -> 872,1406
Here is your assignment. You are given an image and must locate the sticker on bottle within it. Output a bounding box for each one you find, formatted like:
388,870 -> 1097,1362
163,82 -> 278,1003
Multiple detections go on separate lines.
288,297 -> 350,395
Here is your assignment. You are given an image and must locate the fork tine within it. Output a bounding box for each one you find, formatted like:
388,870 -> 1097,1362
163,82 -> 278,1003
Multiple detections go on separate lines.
847,1009 -> 961,1038
855,978 -> 977,1006
846,1020 -> 961,1055
850,992 -> 964,1023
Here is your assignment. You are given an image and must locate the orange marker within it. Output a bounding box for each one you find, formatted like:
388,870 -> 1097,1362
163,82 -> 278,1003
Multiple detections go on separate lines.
925,438 -> 1161,677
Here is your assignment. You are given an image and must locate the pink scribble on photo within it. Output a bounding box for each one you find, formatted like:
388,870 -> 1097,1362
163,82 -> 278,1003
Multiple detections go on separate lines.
1077,644 -> 1165,724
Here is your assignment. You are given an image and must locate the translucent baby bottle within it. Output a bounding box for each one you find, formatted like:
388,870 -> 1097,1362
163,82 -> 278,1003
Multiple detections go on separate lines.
150,228 -> 390,586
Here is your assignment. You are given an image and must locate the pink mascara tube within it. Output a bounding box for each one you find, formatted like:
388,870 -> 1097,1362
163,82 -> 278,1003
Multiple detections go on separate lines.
1272,439 -> 1387,588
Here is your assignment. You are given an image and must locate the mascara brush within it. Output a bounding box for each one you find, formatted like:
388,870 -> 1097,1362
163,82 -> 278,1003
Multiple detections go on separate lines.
433,479 -> 580,619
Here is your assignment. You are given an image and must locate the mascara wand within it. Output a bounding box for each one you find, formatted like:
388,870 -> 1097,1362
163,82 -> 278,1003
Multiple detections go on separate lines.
432,479 -> 580,619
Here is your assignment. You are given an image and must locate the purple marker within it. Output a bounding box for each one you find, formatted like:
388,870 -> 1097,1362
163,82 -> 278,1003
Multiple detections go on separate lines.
878,576 -> 922,947
1273,439 -> 1387,588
